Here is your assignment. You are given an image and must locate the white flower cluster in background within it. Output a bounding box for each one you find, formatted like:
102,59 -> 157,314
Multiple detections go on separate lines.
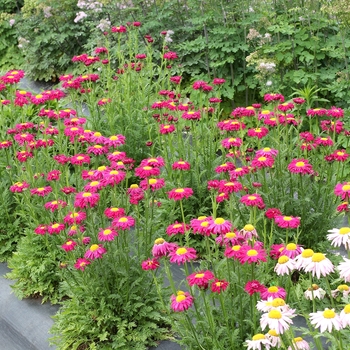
77,0 -> 103,12
164,30 -> 174,43
74,11 -> 88,23
258,62 -> 276,73
96,18 -> 111,31
18,37 -> 30,49
43,7 -> 52,18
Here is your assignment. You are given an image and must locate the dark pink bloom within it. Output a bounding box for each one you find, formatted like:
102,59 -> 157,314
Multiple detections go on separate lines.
239,244 -> 267,264
187,270 -> 215,289
62,240 -> 77,252
172,160 -> 191,171
168,188 -> 193,201
135,165 -> 160,178
169,247 -> 197,265
112,216 -> 135,230
244,280 -> 266,296
288,159 -> 313,175
207,217 -> 232,235
221,137 -> 243,149
274,215 -> 301,229
152,238 -> 177,258
211,279 -> 229,293
170,291 -> 193,312
46,170 -> 61,181
70,154 -> 90,166
160,124 -> 175,134
251,154 -> 275,168
74,192 -> 100,208
74,258 -> 91,271
10,181 -> 30,193
261,285 -> 287,300
47,222 -> 65,235
163,51 -> 178,60
64,211 -> 87,225
166,221 -> 190,236
34,224 -> 48,235
247,127 -> 269,139
84,244 -> 107,260
334,182 -> 350,200
30,186 -> 52,197
265,208 -> 282,219
240,194 -> 265,209
44,200 -> 67,212
104,207 -> 126,219
140,157 -> 165,168
98,227 -> 118,241
141,258 -> 160,270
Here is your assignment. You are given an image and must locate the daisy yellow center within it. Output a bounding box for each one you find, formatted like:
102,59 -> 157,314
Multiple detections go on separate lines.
231,121 -> 239,125
155,238 -> 165,245
339,227 -> 350,235
71,127 -> 78,131
268,310 -> 282,319
248,196 -> 257,200
71,225 -> 77,230
52,224 -> 60,229
178,161 -> 185,164
94,132 -> 102,137
302,249 -> 314,258
64,109 -> 71,112
71,118 -> 78,122
272,298 -> 286,307
195,273 -> 204,278
175,188 -> 184,193
90,181 -> 99,186
200,222 -> 209,227
77,156 -> 84,160
51,201 -> 58,205
90,244 -> 99,252
286,243 -> 297,250
148,158 -> 157,162
252,334 -> 266,341
235,168 -> 242,172
225,182 -> 234,186
338,285 -> 349,291
255,128 -> 261,132
198,216 -> 207,220
119,218 -> 128,223
36,94 -> 43,98
173,224 -> 182,229
110,171 -> 119,175
176,247 -> 188,255
278,255 -> 289,264
94,145 -> 102,149
342,185 -> 350,191
130,184 -> 139,189
37,187 -> 45,191
247,249 -> 258,256
16,183 -> 23,186
70,213 -> 79,218
82,192 -> 92,197
176,295 -> 186,302
283,216 -> 292,221
295,162 -> 305,167
244,224 -> 255,231
268,330 -> 279,336
110,208 -> 119,211
228,138 -> 236,142
103,229 -> 112,235
117,162 -> 124,166
258,156 -> 266,161
164,125 -> 170,129
214,218 -> 225,225
232,245 -> 241,251
82,75 -> 88,79
312,253 -> 325,262
149,179 -> 157,185
261,110 -> 270,114
294,337 -> 303,342
337,152 -> 344,156
110,136 -> 118,140
344,305 -> 350,314
323,309 -> 335,319
187,111 -> 194,115
221,163 -> 227,167
246,106 -> 254,110
226,232 -> 236,238
268,286 -> 278,293
66,241 -> 73,245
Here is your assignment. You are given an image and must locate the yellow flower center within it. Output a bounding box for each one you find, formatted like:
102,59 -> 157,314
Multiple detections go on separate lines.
94,132 -> 102,137
301,249 -> 314,258
173,224 -> 182,229
339,227 -> 350,235
232,245 -> 241,251
155,238 -> 165,245
248,196 -> 257,200
268,310 -> 282,319
103,229 -> 112,235
295,162 -> 305,167
66,241 -> 73,245
278,255 -> 289,264
130,184 -> 139,189
268,286 -> 278,293
337,284 -> 349,291
312,253 -> 325,262
342,185 -> 350,191
176,295 -> 186,302
149,179 -> 157,185
261,110 -> 270,114
52,224 -> 60,229
225,232 -> 236,238
198,216 -> 207,220
286,243 -> 297,250
247,249 -> 258,256
272,298 -> 286,307
90,181 -> 99,186
110,170 -> 119,175
90,244 -> 99,251
228,138 -> 236,142
119,218 -> 128,223
200,222 -> 209,227
337,152 -> 344,156
323,309 -> 335,319
283,216 -> 292,221
252,334 -> 266,341
37,187 -> 45,191
258,156 -> 266,161
195,273 -> 204,278
176,247 -> 188,255
344,305 -> 350,314
244,224 -> 255,231
148,158 -> 157,162
294,337 -> 303,343
175,188 -> 184,193
77,156 -> 84,160
94,145 -> 102,149
70,213 -> 79,218
51,201 -> 58,205
268,330 -> 279,336
82,192 -> 92,197
214,218 -> 225,225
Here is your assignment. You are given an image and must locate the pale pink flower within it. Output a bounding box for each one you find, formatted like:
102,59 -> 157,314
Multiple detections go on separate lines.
309,308 -> 342,333
245,334 -> 271,350
260,308 -> 295,334
304,253 -> 334,279
338,257 -> 350,282
274,255 -> 295,276
327,227 -> 350,249
287,337 -> 310,350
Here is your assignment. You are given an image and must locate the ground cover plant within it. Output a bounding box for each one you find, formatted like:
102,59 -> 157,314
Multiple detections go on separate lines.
0,13 -> 350,350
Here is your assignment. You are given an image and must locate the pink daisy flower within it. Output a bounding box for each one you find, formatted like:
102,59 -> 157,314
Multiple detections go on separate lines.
261,286 -> 287,300
340,304 -> 350,327
61,186 -> 76,195
112,216 -> 135,230
327,227 -> 350,249
44,199 -> 67,212
224,244 -> 243,259
303,253 -> 334,279
221,137 -> 243,149
274,255 -> 295,276
211,279 -> 229,294
103,134 -> 126,147
62,239 -> 77,252
84,244 -> 107,260
10,181 -> 30,193
190,216 -> 212,236
170,291 -> 194,312
265,208 -> 282,220
239,244 -> 267,264
159,124 -> 175,134
70,154 -> 90,166
141,258 -> 160,271
34,224 -> 48,235
279,243 -> 302,258
187,270 -> 215,289
207,217 -> 232,235
219,180 -> 243,194
30,186 -> 52,196
104,207 -> 125,219
152,238 -> 177,258
172,160 -> 191,171
168,188 -> 193,201
215,162 -> 235,173
247,127 -> 269,139
274,215 -> 300,229
251,155 -> 275,169
74,258 -> 91,271
337,257 -> 350,282
169,246 -> 197,265
229,166 -> 250,179
64,211 -> 87,225
47,222 -> 65,235
101,170 -> 126,186
309,308 -> 342,333
84,180 -> 104,193
166,221 -> 190,236
245,280 -> 266,296
140,157 -> 165,168
74,192 -> 100,208
98,227 -> 118,241
135,165 -> 160,178
140,177 -> 165,191
334,182 -> 350,200
240,194 -> 265,209
288,159 -> 313,175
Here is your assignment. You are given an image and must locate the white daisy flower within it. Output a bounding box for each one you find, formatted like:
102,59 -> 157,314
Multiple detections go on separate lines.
246,333 -> 271,350
287,337 -> 310,350
260,308 -> 295,334
309,308 -> 342,333
304,284 -> 326,300
338,257 -> 350,282
265,329 -> 281,348
340,304 -> 350,327
303,253 -> 334,279
332,284 -> 350,298
327,227 -> 350,249
294,248 -> 314,270
274,255 -> 295,276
